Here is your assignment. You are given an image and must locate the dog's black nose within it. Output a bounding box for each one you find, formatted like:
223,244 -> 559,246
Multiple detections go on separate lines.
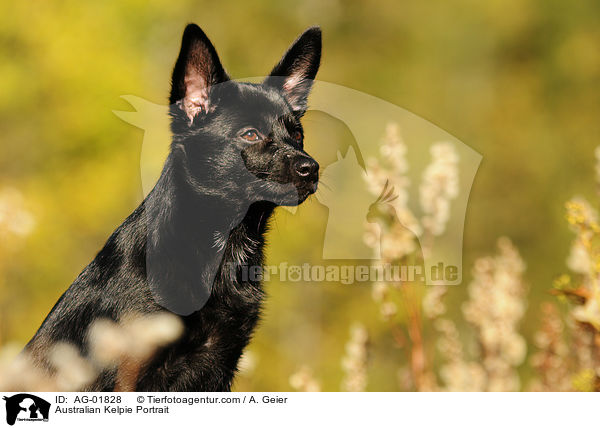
293,157 -> 319,179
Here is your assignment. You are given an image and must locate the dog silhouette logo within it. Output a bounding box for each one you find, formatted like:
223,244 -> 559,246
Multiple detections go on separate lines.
3,394 -> 50,425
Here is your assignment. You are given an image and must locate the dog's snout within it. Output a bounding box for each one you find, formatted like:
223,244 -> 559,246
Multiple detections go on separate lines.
293,157 -> 319,179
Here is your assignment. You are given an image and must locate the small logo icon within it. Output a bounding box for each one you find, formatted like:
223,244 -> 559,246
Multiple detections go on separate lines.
3,394 -> 50,426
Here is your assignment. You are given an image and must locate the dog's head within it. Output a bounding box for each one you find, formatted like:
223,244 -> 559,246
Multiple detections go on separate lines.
168,24 -> 321,206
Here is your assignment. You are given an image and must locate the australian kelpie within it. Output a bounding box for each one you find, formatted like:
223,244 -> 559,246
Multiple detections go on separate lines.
25,23 -> 321,391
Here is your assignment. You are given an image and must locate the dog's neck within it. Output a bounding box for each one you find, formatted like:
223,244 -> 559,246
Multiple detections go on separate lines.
142,149 -> 274,315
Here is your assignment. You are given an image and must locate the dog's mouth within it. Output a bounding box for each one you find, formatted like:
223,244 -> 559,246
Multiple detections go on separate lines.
252,177 -> 318,206
296,180 -> 319,202
305,180 -> 319,196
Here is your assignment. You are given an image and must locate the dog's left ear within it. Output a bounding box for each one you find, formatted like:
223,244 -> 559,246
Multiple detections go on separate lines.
170,24 -> 229,122
264,27 -> 322,112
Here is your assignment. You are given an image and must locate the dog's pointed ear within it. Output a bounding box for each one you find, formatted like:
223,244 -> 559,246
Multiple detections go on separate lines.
264,27 -> 321,112
170,24 -> 229,122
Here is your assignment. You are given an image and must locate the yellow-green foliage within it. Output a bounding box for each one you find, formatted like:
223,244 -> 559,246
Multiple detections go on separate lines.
1,0 -> 600,391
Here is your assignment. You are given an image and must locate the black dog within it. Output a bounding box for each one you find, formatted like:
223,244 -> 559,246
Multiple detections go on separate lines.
25,23 -> 321,391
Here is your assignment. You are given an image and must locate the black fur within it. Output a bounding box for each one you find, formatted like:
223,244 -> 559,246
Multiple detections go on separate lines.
25,24 -> 322,391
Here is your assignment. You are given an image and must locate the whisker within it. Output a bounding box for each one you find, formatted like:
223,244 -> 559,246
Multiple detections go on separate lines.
318,181 -> 332,191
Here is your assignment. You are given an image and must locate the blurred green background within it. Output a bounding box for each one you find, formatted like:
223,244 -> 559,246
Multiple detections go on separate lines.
0,0 -> 599,390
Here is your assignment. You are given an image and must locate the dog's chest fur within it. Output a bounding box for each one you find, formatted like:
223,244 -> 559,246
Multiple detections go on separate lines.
132,202 -> 273,391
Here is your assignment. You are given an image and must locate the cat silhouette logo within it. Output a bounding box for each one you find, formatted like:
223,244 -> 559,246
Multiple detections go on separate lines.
3,394 -> 50,425
317,147 -> 377,260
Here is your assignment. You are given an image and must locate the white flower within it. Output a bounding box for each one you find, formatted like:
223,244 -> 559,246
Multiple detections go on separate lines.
566,241 -> 591,274
573,296 -> 600,329
423,285 -> 447,319
0,187 -> 36,238
419,142 -> 459,236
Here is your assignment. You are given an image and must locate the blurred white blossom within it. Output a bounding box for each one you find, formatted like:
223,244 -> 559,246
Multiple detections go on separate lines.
289,365 -> 321,392
49,342 -> 97,391
462,237 -> 527,391
420,142 -> 459,237
0,187 -> 36,239
567,240 -> 591,274
529,303 -> 571,391
363,123 -> 420,261
422,285 -> 447,319
435,319 -> 486,391
0,312 -> 183,391
341,323 -> 369,392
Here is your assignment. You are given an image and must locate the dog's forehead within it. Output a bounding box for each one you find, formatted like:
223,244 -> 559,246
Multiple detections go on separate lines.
231,82 -> 292,118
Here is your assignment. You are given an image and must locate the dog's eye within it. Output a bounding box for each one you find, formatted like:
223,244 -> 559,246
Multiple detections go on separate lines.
294,131 -> 302,142
241,129 -> 260,142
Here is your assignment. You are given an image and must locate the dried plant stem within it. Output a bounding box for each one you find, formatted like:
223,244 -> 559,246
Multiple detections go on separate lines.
114,356 -> 143,392
400,283 -> 428,391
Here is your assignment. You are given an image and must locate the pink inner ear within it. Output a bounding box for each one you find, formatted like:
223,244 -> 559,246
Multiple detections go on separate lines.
283,74 -> 304,93
183,73 -> 210,122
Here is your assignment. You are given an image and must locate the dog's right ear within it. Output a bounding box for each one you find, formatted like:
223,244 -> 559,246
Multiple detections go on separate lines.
169,24 -> 229,123
264,27 -> 322,113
